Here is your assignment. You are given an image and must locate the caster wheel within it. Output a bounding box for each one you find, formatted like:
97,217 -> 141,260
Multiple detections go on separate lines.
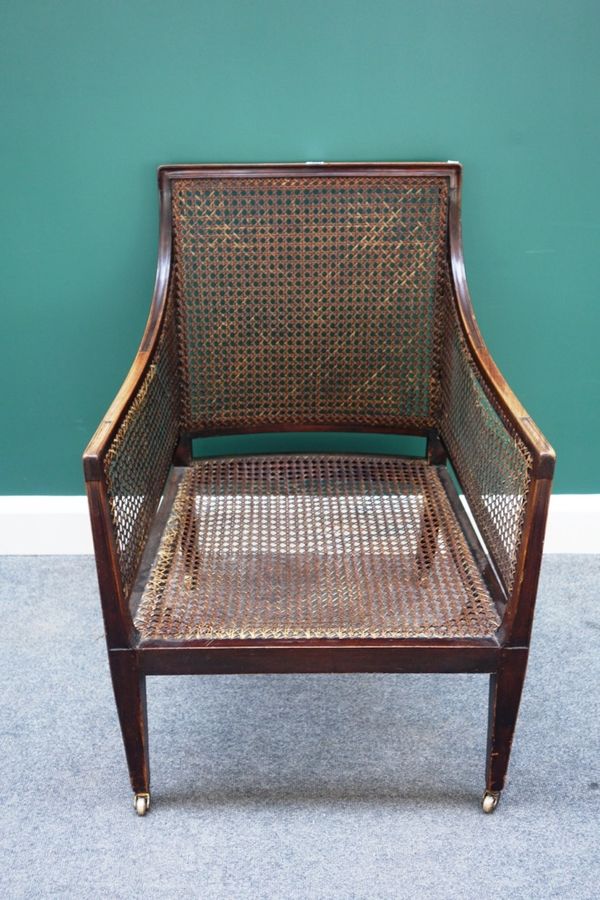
134,792 -> 150,816
482,790 -> 500,814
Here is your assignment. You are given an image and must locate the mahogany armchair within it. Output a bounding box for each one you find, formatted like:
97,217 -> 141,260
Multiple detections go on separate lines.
83,162 -> 555,816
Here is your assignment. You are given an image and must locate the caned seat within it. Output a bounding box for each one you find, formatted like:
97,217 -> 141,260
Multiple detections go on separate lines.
133,455 -> 500,643
84,162 -> 554,815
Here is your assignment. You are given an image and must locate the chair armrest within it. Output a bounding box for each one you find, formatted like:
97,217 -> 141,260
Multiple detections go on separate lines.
83,297 -> 180,623
83,178 -> 180,648
440,178 -> 555,642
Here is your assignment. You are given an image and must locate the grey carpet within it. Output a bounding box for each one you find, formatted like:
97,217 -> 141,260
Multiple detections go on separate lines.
0,555 -> 598,899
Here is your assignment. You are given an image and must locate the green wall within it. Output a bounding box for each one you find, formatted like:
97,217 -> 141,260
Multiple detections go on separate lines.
1,0 -> 598,493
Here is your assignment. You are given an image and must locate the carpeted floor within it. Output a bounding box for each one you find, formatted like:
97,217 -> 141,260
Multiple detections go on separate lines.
0,555 -> 598,899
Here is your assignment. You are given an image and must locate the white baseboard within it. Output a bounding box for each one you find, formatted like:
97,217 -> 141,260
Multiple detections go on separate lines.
0,494 -> 597,556
0,496 -> 93,555
540,494 -> 599,554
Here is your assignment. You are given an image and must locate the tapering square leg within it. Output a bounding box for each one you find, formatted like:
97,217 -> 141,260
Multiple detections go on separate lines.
486,649 -> 529,795
108,650 -> 150,798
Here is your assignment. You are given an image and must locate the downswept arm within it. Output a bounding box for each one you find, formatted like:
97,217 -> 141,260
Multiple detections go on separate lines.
83,176 -> 180,643
438,172 -> 555,642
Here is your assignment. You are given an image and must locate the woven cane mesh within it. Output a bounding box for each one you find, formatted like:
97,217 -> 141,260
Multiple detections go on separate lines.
104,304 -> 180,596
134,455 -> 500,642
439,306 -> 532,592
171,175 -> 449,432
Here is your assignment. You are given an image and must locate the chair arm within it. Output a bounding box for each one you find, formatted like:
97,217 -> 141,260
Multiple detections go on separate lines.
83,297 -> 180,619
439,192 -> 555,641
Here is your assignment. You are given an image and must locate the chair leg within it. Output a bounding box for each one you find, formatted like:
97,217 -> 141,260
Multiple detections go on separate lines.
108,650 -> 150,809
484,648 -> 528,808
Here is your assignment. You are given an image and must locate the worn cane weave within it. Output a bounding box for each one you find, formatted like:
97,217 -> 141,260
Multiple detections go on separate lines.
439,303 -> 532,592
103,305 -> 180,596
99,170 -> 534,615
171,176 -> 449,432
134,455 -> 500,642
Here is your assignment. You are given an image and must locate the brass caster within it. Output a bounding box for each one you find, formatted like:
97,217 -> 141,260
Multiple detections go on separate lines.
482,790 -> 501,814
134,792 -> 150,816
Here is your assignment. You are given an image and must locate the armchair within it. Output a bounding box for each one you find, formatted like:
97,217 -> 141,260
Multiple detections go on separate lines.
83,162 -> 554,815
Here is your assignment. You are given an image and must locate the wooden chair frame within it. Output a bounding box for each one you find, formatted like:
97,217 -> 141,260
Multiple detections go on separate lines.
83,162 -> 555,815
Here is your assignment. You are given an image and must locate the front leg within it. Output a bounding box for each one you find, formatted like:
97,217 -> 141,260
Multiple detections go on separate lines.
483,648 -> 529,811
108,649 -> 150,814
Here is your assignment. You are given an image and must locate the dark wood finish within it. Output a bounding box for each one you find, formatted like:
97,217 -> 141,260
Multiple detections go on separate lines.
498,475 -> 554,646
426,428 -> 447,465
173,433 -> 193,465
137,642 -> 500,676
85,479 -> 132,648
82,162 -> 555,805
486,648 -> 529,792
186,423 -> 432,440
108,650 -> 150,795
158,161 -> 462,180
